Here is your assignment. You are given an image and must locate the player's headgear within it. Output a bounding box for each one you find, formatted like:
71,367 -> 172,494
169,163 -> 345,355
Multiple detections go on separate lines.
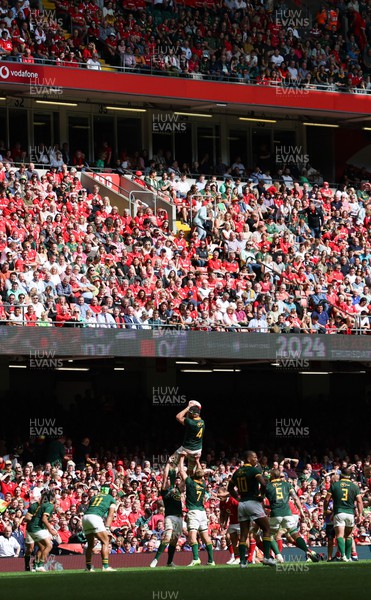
188,405 -> 201,415
101,484 -> 113,495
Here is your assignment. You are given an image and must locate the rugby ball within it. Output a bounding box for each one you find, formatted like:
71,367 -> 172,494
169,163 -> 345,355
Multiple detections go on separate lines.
188,400 -> 202,409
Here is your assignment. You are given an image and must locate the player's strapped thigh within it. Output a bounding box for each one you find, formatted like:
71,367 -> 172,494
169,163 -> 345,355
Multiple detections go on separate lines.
187,454 -> 197,472
269,516 -> 283,534
184,449 -> 202,472
165,516 -> 183,538
168,446 -> 185,467
283,515 -> 299,535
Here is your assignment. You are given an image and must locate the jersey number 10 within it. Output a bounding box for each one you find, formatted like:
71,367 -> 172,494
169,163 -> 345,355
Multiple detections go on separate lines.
237,477 -> 248,493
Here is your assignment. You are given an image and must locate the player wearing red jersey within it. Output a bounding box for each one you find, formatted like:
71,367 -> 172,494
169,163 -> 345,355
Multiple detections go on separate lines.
218,488 -> 240,565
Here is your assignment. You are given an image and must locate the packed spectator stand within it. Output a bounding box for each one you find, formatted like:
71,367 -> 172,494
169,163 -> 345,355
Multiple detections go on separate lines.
0,444 -> 370,558
0,0 -> 371,93
0,154 -> 370,333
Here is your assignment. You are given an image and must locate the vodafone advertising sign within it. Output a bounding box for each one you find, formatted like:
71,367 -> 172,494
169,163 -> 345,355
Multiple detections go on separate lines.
0,65 -> 39,82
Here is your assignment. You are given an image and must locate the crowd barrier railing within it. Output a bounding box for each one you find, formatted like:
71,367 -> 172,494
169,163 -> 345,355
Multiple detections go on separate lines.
3,57 -> 370,96
0,318 -> 368,335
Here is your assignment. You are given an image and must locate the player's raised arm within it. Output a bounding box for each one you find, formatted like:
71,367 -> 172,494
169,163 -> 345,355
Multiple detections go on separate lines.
176,405 -> 190,425
162,463 -> 171,490
280,457 -> 299,466
194,457 -> 203,471
178,455 -> 188,481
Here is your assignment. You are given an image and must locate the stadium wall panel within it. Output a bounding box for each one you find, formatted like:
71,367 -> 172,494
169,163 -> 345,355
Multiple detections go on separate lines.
2,62 -> 371,115
1,546 -> 371,572
0,329 -> 370,361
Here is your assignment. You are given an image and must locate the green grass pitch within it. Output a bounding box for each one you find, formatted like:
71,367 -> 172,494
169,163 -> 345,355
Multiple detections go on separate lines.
1,562 -> 370,600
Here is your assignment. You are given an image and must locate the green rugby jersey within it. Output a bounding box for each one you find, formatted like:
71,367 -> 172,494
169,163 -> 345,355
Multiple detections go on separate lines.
183,417 -> 205,451
185,476 -> 205,511
27,502 -> 54,533
231,463 -> 262,502
85,493 -> 116,518
330,479 -> 360,515
266,479 -> 293,517
162,487 -> 183,517
26,501 -> 39,532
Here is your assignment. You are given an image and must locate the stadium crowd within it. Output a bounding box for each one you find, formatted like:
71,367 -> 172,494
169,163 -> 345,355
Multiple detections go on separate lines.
0,439 -> 370,558
0,0 -> 371,92
0,156 -> 370,334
